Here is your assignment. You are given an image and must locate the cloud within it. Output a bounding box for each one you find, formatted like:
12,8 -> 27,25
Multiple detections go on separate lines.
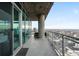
45,24 -> 79,29
73,9 -> 79,14
45,25 -> 65,29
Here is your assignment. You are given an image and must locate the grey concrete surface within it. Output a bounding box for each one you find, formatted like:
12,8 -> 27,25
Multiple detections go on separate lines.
23,35 -> 57,56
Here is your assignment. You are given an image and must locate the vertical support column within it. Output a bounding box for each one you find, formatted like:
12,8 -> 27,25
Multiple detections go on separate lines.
38,14 -> 45,39
62,35 -> 65,56
19,11 -> 22,47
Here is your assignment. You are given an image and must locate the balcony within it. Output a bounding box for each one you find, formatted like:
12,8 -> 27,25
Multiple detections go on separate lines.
20,32 -> 58,56
14,31 -> 79,56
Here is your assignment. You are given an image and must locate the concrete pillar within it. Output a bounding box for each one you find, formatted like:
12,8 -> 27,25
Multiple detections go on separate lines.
38,14 -> 45,39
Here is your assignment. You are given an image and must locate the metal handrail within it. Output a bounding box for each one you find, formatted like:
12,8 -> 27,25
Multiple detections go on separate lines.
52,32 -> 79,40
48,31 -> 79,56
53,32 -> 79,44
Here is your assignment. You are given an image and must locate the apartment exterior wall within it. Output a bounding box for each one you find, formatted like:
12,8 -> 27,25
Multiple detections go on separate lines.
0,2 -> 32,56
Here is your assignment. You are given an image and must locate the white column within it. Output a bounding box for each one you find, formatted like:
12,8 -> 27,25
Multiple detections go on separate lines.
38,14 -> 45,39
19,11 -> 22,47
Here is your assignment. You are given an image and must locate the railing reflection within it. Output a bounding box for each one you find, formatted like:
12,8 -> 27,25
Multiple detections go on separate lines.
48,31 -> 79,56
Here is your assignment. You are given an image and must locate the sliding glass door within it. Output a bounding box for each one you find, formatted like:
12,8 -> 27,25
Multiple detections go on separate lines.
13,6 -> 20,50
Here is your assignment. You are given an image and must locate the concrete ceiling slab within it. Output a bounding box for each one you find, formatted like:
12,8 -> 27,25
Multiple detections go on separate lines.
22,2 -> 53,21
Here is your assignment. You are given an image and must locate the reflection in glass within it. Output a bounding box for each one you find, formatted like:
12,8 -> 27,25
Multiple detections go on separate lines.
13,8 -> 20,50
0,3 -> 12,56
22,14 -> 25,44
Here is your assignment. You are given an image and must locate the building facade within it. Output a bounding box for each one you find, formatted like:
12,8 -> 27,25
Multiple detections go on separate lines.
0,2 -> 32,56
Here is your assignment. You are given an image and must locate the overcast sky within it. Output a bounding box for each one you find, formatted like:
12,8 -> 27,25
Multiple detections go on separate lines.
32,2 -> 79,29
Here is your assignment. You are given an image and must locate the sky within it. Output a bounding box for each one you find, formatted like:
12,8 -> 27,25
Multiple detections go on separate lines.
32,2 -> 79,29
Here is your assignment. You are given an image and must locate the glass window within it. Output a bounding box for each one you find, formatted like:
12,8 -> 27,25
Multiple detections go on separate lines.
25,18 -> 32,40
24,20 -> 29,43
13,7 -> 20,50
22,13 -> 26,44
22,13 -> 32,44
0,3 -> 12,56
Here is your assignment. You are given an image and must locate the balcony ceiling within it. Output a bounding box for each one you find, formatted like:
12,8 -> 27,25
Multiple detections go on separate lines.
22,2 -> 53,21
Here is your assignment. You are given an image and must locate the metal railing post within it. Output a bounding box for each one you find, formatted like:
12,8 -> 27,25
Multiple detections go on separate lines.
62,35 -> 65,56
52,33 -> 54,46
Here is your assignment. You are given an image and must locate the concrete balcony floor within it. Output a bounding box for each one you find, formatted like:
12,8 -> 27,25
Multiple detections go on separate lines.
23,35 -> 58,56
